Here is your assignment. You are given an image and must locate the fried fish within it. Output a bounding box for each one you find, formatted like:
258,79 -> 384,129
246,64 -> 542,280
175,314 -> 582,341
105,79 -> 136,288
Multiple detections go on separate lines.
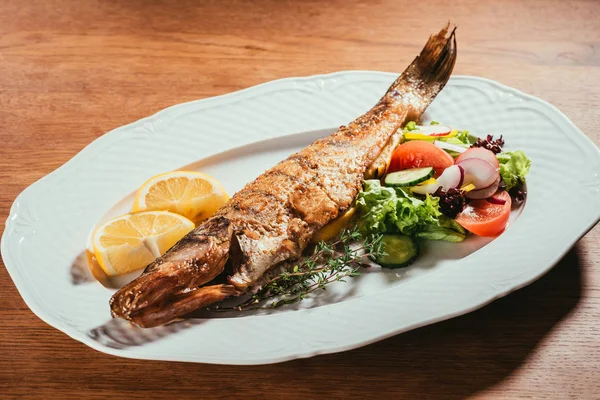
110,25 -> 457,327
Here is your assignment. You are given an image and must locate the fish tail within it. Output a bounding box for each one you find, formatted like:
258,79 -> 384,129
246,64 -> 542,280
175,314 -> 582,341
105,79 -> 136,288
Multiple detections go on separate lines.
365,24 -> 457,178
388,23 -> 457,118
402,23 -> 457,90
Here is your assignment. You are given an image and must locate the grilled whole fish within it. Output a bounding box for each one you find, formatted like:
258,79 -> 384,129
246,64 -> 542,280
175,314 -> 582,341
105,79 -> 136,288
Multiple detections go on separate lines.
110,25 -> 457,327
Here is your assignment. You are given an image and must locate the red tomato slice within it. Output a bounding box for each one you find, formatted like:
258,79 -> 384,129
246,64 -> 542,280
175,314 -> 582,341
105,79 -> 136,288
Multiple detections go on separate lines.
455,190 -> 512,237
388,141 -> 454,177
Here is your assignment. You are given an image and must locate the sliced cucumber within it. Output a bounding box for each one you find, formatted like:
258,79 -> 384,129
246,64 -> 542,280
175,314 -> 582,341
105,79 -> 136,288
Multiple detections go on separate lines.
374,234 -> 420,268
385,167 -> 434,187
414,227 -> 466,242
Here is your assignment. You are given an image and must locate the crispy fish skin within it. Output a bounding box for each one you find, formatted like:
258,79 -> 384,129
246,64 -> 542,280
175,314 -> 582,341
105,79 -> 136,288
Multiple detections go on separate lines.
110,25 -> 457,327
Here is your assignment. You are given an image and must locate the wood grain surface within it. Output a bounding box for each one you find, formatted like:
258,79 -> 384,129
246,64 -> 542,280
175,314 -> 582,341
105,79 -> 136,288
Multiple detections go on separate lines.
1,0 -> 599,398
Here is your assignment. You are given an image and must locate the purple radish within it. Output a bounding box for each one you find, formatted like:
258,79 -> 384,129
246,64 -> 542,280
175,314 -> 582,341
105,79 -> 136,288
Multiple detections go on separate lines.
437,165 -> 463,189
455,147 -> 500,169
410,180 -> 442,195
411,165 -> 462,195
457,158 -> 499,189
416,125 -> 452,136
486,196 -> 507,205
466,177 -> 501,199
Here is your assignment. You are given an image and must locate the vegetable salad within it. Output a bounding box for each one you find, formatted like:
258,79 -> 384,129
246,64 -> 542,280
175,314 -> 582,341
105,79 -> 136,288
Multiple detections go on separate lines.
357,121 -> 531,268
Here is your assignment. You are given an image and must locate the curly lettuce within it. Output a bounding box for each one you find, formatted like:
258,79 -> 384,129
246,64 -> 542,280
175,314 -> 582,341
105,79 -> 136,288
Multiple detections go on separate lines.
356,180 -> 466,241
404,121 -> 419,131
497,150 -> 531,191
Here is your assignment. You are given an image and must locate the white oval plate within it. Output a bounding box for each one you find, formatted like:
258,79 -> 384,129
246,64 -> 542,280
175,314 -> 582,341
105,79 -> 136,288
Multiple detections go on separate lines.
2,72 -> 599,365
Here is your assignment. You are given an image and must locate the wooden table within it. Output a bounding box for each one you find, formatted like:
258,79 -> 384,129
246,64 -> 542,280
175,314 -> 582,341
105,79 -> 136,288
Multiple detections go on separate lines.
1,0 -> 598,398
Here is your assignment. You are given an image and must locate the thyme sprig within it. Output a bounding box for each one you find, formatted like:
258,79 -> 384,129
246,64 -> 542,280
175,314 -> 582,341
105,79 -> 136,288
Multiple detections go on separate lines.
216,229 -> 384,311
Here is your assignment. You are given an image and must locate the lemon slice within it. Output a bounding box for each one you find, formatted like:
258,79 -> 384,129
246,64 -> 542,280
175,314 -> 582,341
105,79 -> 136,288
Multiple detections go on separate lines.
132,171 -> 229,223
92,211 -> 194,276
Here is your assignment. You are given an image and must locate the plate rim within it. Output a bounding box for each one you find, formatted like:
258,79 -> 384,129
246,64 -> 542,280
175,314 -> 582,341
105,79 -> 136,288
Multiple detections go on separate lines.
2,71 -> 599,364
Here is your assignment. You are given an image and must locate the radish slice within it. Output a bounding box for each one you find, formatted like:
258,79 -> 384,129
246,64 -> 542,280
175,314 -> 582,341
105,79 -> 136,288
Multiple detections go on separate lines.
437,165 -> 463,189
410,180 -> 442,195
455,147 -> 500,169
457,158 -> 499,189
415,125 -> 452,136
434,140 -> 467,154
411,165 -> 462,195
457,165 -> 465,188
466,177 -> 500,199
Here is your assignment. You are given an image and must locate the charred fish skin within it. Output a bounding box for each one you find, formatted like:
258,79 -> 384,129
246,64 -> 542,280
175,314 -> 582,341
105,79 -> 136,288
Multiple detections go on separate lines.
225,25 -> 457,290
110,25 -> 457,328
109,216 -> 237,321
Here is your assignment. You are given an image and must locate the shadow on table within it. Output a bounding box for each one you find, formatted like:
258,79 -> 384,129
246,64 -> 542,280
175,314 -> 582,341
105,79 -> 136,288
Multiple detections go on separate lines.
86,246 -> 583,399
88,318 -> 201,350
280,245 -> 584,399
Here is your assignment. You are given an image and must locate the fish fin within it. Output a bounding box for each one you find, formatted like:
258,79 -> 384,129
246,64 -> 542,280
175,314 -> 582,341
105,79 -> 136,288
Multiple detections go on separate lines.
127,284 -> 240,328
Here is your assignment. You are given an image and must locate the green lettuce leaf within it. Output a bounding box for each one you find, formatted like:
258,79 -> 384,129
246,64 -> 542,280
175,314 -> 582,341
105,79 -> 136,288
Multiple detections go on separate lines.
415,215 -> 467,242
450,130 -> 478,145
404,121 -> 418,131
497,150 -> 531,191
455,130 -> 471,144
356,180 -> 441,236
356,180 -> 399,233
357,181 -> 469,241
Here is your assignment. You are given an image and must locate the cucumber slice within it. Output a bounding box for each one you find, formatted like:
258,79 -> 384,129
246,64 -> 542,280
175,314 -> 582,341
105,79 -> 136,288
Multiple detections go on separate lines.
385,167 -> 434,187
414,227 -> 466,242
374,234 -> 420,268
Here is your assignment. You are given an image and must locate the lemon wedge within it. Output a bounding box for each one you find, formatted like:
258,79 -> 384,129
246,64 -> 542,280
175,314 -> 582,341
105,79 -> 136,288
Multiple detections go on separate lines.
92,211 -> 194,276
132,171 -> 229,223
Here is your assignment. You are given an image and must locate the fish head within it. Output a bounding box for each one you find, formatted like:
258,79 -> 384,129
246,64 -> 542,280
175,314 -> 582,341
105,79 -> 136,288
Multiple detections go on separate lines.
109,216 -> 237,327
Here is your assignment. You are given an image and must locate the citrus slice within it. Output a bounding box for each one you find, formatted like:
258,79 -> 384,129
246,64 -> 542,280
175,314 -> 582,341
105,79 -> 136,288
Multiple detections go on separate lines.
132,171 -> 229,223
92,211 -> 194,276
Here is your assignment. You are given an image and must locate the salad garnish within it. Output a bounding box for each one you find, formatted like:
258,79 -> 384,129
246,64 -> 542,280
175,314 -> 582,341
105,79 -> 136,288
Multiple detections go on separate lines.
356,121 -> 532,268
497,150 -> 531,191
433,187 -> 467,219
471,134 -> 505,154
217,229 -> 385,311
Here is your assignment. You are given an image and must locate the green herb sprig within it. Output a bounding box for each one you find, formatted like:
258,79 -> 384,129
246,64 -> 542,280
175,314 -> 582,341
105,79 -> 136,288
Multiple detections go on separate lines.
215,229 -> 384,311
